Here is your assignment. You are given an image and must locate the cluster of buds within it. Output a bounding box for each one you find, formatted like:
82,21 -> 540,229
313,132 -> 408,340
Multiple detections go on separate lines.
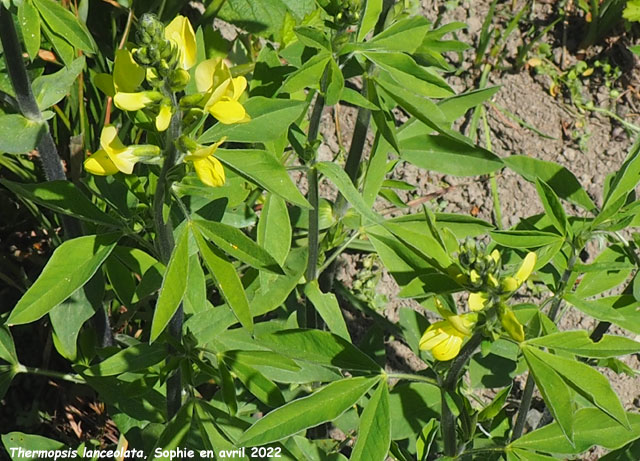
134,14 -> 191,91
458,237 -> 500,291
317,0 -> 362,26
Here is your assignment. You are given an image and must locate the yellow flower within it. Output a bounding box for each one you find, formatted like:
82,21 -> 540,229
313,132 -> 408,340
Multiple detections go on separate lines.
84,125 -> 160,176
419,300 -> 477,361
184,138 -> 227,187
468,292 -> 489,312
195,58 -> 249,124
164,15 -> 196,70
420,311 -> 476,361
499,305 -> 525,342
501,252 -> 537,293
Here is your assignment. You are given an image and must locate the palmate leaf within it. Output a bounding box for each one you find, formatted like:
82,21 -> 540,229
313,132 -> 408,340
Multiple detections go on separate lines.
350,379 -> 391,461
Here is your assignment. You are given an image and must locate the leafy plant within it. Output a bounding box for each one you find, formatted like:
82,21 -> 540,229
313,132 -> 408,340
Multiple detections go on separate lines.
1,1 -> 640,460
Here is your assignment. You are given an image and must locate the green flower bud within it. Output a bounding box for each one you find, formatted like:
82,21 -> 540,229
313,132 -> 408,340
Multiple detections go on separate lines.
137,13 -> 164,44
176,135 -> 199,153
169,68 -> 190,91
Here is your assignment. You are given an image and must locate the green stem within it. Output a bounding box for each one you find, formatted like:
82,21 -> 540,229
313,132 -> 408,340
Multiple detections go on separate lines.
16,364 -> 86,384
386,372 -> 438,387
481,106 -> 503,229
511,247 -> 577,441
441,331 -> 484,456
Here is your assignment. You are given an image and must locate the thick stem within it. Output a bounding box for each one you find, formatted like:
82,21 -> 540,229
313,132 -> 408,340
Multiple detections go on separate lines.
154,91 -> 183,419
510,371 -> 535,441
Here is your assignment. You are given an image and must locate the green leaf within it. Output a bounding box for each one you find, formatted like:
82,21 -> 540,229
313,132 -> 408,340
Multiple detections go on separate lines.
237,376 -> 379,446
1,179 -> 120,226
219,360 -> 238,415
315,161 -> 382,224
223,350 -> 300,372
194,402 -> 247,460
150,400 -> 194,460
40,20 -> 74,65
33,0 -> 96,53
363,16 -> 430,53
216,149 -> 310,208
364,51 -> 454,98
184,254 -> 206,314
257,193 -> 291,266
350,379 -> 390,461
279,53 -> 331,94
624,1 -> 640,22
575,246 -> 634,298
389,382 -> 440,440
478,385 -> 511,421
2,433 -> 65,460
150,226 -> 189,342
193,219 -> 283,274
562,294 -> 628,325
32,57 -> 85,110
84,343 -> 167,376
490,230 -> 563,248
49,287 -> 95,360
325,58 -> 344,106
437,87 -> 500,122
503,155 -> 596,212
0,114 -> 46,154
0,325 -> 18,364
604,138 -> 640,208
522,346 -> 575,443
294,26 -> 331,51
18,0 -> 41,60
526,331 -> 640,358
535,178 -> 569,236
511,409 -> 640,454
0,368 -> 15,400
341,87 -> 379,110
304,281 -> 350,341
527,346 -> 629,429
257,329 -> 382,373
357,0 -> 382,41
222,354 -> 285,407
399,134 -> 503,176
193,227 -> 253,332
8,234 -> 118,325
199,97 -> 306,143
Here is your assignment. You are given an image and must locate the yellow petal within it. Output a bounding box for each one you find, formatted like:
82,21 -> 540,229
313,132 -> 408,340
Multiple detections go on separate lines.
432,334 -> 463,361
515,252 -> 537,284
209,99 -> 247,124
470,270 -> 481,284
190,137 -> 226,158
84,149 -> 118,175
100,125 -> 127,153
113,49 -> 145,93
114,91 -> 157,111
193,156 -> 225,187
164,15 -> 197,70
447,313 -> 474,336
419,322 -> 449,350
195,58 -> 230,93
468,292 -> 488,312
108,147 -> 139,175
501,276 -> 519,293
490,249 -> 501,264
231,76 -> 247,100
501,308 -> 525,342
155,105 -> 172,131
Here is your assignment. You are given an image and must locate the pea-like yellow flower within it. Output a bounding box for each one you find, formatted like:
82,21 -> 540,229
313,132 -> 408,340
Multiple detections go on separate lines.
500,252 -> 537,294
184,138 -> 227,187
84,125 -> 160,176
195,58 -> 249,124
164,15 -> 196,70
419,302 -> 477,361
499,305 -> 525,342
94,49 -> 169,131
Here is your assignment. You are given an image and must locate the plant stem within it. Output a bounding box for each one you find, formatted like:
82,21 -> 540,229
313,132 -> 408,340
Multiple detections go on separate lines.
511,247 -> 577,441
440,331 -> 484,456
386,372 -> 438,387
510,371 -> 535,441
16,364 -> 86,384
154,90 -> 183,419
